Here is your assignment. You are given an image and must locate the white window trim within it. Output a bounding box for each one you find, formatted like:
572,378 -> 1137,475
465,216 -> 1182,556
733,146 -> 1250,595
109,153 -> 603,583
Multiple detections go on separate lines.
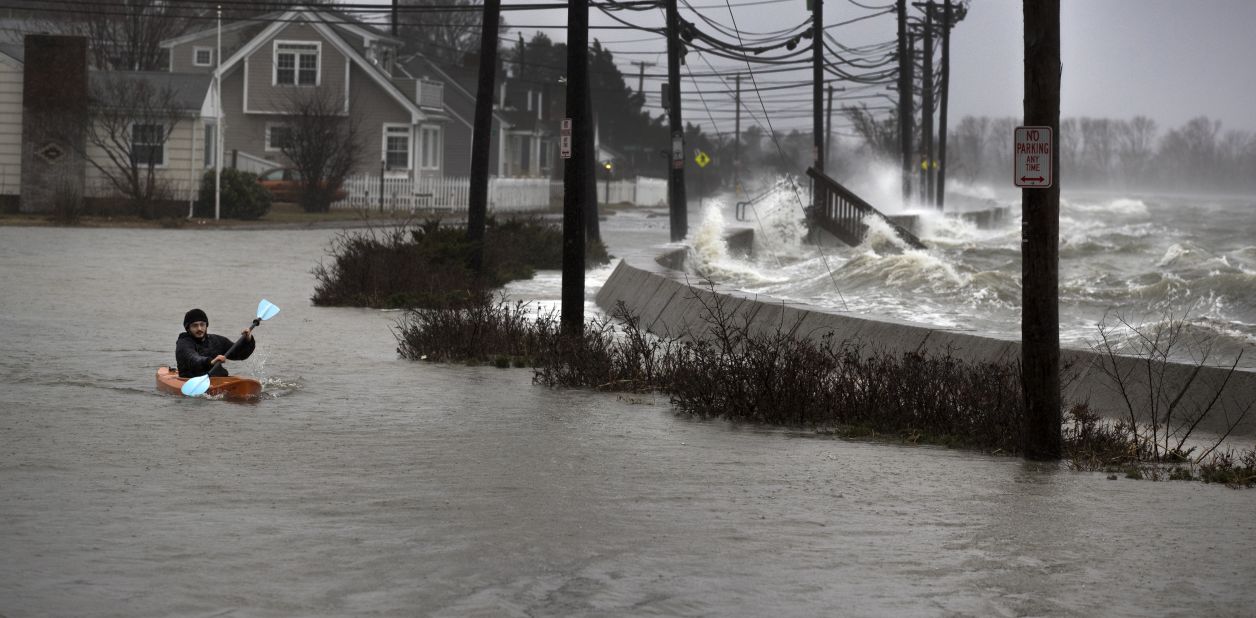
272,40 -> 321,87
382,123 -> 412,171
265,122 -> 291,152
193,46 -> 213,67
130,121 -> 169,169
419,125 -> 442,171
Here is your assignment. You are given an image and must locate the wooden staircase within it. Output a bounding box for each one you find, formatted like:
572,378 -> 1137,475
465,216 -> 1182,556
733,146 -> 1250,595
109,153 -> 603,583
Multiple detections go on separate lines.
805,167 -> 926,250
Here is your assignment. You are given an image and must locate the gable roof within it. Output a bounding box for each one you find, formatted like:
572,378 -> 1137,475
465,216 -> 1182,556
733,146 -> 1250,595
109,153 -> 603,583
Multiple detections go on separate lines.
159,12 -> 282,49
215,7 -> 425,123
90,71 -> 214,113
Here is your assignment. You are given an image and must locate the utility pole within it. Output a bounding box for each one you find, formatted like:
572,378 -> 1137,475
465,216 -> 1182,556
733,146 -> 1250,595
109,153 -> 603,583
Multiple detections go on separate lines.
903,30 -> 915,205
920,2 -> 934,208
665,0 -> 687,242
897,0 -> 911,204
812,0 -> 824,180
733,73 -> 741,194
631,60 -> 657,94
936,0 -> 959,210
466,0 -> 501,274
562,0 -> 590,336
1022,0 -> 1062,459
391,0 -> 398,36
825,84 -> 834,171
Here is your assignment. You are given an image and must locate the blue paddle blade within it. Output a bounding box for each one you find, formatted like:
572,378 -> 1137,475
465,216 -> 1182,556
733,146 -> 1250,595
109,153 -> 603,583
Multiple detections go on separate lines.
257,299 -> 281,321
181,374 -> 211,397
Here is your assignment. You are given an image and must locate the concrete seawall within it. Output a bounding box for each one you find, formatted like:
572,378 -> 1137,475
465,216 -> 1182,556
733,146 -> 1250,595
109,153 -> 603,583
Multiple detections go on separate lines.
595,234 -> 1256,439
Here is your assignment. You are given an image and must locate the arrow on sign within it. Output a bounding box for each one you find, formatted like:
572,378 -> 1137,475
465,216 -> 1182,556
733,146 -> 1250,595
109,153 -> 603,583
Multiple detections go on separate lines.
1020,176 -> 1045,183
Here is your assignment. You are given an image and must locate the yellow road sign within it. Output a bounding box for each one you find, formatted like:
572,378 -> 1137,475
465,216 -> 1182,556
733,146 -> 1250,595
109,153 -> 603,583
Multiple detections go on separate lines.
695,150 -> 711,168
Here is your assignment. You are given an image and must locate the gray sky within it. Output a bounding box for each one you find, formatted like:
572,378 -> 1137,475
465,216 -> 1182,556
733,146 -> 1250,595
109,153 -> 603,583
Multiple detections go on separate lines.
372,0 -> 1256,136
953,0 -> 1256,133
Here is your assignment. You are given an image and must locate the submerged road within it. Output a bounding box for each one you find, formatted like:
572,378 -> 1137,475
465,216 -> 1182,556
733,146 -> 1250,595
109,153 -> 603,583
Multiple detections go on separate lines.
1,214 -> 1253,616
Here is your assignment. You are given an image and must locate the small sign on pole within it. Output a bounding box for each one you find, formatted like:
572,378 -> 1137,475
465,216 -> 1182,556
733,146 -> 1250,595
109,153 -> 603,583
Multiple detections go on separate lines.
560,118 -> 572,159
1014,126 -> 1053,188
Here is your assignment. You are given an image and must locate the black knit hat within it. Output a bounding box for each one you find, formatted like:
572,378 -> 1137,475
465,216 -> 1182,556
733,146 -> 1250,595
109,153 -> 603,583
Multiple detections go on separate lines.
183,308 -> 209,329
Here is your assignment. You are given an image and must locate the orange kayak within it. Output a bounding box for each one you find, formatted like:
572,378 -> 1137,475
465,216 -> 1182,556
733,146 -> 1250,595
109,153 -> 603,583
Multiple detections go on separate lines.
156,366 -> 263,401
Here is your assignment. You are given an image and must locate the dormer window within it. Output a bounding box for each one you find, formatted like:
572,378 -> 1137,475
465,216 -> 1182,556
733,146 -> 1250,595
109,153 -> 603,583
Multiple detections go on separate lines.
274,41 -> 320,86
193,47 -> 212,67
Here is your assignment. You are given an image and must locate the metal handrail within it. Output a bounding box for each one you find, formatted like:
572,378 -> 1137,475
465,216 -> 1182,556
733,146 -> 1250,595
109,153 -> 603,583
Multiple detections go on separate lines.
734,178 -> 797,221
805,167 -> 926,250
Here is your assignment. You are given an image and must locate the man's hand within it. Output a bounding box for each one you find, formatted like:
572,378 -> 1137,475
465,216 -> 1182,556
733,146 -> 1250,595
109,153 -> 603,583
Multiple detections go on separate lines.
241,327 -> 254,341
211,354 -> 227,366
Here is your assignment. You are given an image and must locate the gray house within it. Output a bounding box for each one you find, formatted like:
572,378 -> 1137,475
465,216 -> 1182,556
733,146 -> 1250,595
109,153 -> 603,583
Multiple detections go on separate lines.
161,5 -> 450,178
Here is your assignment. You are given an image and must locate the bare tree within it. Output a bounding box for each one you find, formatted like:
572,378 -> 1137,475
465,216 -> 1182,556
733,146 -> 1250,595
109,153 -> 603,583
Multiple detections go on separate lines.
1116,115 -> 1157,185
27,0 -> 198,70
278,89 -> 364,213
399,0 -> 503,66
842,104 -> 899,160
62,73 -> 183,217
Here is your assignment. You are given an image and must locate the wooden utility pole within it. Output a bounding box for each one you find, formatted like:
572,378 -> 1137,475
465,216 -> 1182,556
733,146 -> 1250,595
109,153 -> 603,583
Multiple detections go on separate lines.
1022,0 -> 1062,459
897,0 -> 911,203
631,60 -> 657,94
733,73 -> 741,194
903,30 -> 915,204
812,0 -> 824,180
665,0 -> 687,241
466,0 -> 501,274
561,0 -> 590,337
920,2 -> 934,208
936,0 -> 953,210
825,84 -> 834,170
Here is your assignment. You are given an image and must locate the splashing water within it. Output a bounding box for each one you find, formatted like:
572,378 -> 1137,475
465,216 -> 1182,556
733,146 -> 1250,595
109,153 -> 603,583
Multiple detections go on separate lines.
687,182 -> 1255,366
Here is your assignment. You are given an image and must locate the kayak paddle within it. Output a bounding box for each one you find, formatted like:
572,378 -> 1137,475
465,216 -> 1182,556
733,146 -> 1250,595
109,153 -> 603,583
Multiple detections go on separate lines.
181,299 -> 281,397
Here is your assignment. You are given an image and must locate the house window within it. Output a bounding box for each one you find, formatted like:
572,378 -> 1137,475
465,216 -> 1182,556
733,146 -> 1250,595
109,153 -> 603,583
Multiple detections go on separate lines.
194,47 -> 212,67
275,42 -> 319,86
419,125 -> 441,170
266,124 -> 293,152
384,125 -> 410,170
131,123 -> 166,167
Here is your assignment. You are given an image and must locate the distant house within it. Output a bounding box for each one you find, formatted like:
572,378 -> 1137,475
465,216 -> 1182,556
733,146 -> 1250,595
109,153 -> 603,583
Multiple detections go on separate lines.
2,36 -> 212,214
399,55 -> 511,178
0,44 -> 24,207
161,5 -> 450,178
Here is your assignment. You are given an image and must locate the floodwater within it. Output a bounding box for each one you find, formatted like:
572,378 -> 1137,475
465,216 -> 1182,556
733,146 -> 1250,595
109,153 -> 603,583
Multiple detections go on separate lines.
2,214 -> 1255,617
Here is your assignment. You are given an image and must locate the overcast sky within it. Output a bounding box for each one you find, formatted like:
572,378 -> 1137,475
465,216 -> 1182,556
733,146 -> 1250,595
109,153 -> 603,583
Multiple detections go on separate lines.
371,0 -> 1256,136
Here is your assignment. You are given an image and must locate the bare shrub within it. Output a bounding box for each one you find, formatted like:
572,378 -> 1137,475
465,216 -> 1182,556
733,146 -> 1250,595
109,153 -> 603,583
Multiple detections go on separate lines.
1091,308 -> 1252,464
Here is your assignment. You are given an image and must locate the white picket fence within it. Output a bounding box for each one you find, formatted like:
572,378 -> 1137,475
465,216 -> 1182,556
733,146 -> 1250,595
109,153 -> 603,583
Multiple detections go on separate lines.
339,174 -> 669,212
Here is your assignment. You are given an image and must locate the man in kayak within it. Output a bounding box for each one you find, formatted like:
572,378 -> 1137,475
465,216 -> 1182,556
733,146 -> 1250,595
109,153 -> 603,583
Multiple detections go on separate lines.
176,308 -> 256,378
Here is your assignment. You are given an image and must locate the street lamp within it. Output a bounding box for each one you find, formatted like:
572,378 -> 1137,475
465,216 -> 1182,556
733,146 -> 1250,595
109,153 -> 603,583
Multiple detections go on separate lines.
602,160 -> 612,206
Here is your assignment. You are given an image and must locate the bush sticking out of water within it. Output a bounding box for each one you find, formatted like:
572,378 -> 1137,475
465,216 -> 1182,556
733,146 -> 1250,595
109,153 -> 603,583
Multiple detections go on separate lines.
194,169 -> 272,220
313,218 -> 611,309
394,291 -> 558,364
394,284 -> 1256,486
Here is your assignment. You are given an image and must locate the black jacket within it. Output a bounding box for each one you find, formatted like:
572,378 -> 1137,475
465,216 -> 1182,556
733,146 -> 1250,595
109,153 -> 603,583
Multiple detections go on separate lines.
176,331 -> 256,378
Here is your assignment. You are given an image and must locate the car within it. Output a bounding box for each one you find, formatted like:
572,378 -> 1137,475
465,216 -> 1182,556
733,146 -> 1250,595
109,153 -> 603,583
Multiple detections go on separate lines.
256,167 -> 348,203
